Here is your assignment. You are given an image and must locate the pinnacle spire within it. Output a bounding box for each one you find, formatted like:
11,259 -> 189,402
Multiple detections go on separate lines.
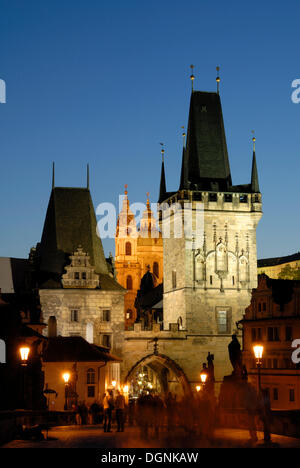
251,135 -> 260,193
159,149 -> 166,202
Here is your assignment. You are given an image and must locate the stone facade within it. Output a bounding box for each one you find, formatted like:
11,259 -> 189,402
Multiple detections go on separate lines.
241,274 -> 300,410
40,247 -> 126,362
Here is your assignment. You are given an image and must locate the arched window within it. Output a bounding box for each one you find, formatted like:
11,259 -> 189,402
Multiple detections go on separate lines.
126,275 -> 133,290
125,242 -> 131,256
87,368 -> 95,384
153,261 -> 159,278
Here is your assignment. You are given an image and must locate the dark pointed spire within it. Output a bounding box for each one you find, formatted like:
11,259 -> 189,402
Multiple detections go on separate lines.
179,127 -> 187,190
179,91 -> 232,191
159,148 -> 166,202
179,146 -> 187,190
251,136 -> 260,193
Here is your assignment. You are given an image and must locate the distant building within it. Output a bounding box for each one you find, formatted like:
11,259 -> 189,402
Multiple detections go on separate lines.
258,252 -> 300,279
241,274 -> 300,410
114,188 -> 163,329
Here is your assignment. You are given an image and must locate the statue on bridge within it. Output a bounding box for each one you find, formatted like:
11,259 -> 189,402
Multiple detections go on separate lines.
228,334 -> 243,378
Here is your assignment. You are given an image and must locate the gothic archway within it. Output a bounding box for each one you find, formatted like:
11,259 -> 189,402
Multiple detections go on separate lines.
124,353 -> 191,398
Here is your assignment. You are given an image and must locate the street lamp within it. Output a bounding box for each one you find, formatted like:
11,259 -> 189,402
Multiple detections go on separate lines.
19,346 -> 30,366
196,385 -> 201,392
200,370 -> 208,388
19,345 -> 30,409
62,372 -> 70,410
253,344 -> 264,392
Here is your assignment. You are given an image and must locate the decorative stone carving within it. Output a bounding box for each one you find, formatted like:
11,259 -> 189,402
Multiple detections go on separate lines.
62,246 -> 100,289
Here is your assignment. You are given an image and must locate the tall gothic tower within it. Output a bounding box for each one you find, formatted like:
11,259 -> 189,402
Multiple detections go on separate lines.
115,187 -> 163,328
158,89 -> 262,382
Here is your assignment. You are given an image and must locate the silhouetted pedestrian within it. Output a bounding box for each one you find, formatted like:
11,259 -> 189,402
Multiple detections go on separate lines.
103,390 -> 114,432
115,390 -> 125,432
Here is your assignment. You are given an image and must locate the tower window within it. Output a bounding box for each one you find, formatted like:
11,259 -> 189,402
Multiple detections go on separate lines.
153,262 -> 159,278
75,272 -> 80,280
102,310 -> 111,322
125,242 -> 132,256
232,276 -> 235,286
71,309 -> 79,322
102,334 -> 111,348
172,271 -> 177,289
217,310 -> 230,334
126,275 -> 133,290
210,275 -> 213,285
82,272 -> 86,280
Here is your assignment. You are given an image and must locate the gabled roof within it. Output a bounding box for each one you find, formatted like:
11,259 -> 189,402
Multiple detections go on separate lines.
43,336 -> 122,362
37,187 -> 123,291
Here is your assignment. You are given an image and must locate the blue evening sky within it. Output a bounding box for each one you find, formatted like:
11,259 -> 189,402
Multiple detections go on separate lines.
0,0 -> 299,260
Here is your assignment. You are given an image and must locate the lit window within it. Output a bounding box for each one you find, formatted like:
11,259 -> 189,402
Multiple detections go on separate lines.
126,309 -> 132,320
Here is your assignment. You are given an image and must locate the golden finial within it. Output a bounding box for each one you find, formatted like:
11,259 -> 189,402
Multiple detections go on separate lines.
124,184 -> 128,195
190,64 -> 195,91
251,130 -> 256,151
181,126 -> 186,147
216,66 -> 220,94
146,192 -> 150,208
160,142 -> 165,162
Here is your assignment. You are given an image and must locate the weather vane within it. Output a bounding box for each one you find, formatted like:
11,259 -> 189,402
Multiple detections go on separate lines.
190,64 -> 195,91
160,142 -> 165,162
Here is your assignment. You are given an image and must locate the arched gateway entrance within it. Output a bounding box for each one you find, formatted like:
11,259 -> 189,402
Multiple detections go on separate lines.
124,353 -> 191,399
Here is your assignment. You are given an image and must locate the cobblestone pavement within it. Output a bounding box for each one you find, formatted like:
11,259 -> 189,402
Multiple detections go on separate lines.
2,425 -> 300,448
